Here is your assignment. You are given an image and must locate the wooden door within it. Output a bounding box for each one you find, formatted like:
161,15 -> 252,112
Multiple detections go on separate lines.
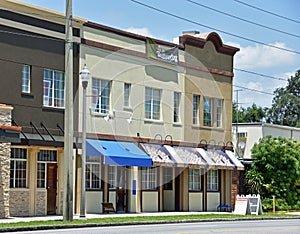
116,167 -> 127,213
47,163 -> 57,215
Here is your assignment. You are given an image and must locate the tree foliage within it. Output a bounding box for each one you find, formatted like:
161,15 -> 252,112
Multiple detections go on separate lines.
266,70 -> 300,127
245,136 -> 300,207
233,103 -> 266,123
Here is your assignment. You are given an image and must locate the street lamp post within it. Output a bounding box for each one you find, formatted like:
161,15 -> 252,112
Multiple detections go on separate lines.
79,64 -> 91,219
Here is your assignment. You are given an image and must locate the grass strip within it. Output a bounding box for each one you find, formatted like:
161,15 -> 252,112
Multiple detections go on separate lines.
0,213 -> 299,229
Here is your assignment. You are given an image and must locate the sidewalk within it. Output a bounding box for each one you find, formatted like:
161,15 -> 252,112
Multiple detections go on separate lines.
1,211 -> 300,223
0,211 -> 225,223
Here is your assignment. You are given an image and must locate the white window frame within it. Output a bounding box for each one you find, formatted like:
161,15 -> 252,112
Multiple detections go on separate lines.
145,87 -> 161,120
142,167 -> 157,190
10,148 -> 28,188
37,162 -> 46,188
124,83 -> 131,107
189,168 -> 202,191
173,92 -> 181,123
203,97 -> 212,127
43,69 -> 65,108
108,166 -> 117,189
207,170 -> 219,191
86,163 -> 101,190
192,95 -> 200,125
37,150 -> 57,189
163,167 -> 173,190
92,78 -> 111,114
216,99 -> 223,127
22,64 -> 31,93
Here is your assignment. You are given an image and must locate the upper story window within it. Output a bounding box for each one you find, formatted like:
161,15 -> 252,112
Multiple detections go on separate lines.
237,132 -> 247,138
207,170 -> 219,191
92,78 -> 111,114
173,92 -> 181,123
192,95 -> 200,125
189,168 -> 202,191
43,69 -> 65,108
10,148 -> 27,188
145,87 -> 161,120
22,65 -> 31,93
216,99 -> 223,128
124,83 -> 131,107
203,97 -> 212,127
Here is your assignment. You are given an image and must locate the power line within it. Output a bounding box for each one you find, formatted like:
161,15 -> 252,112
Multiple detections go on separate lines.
186,0 -> 300,39
233,0 -> 300,24
0,28 -> 290,82
130,0 -> 300,55
234,68 -> 288,81
233,85 -> 274,95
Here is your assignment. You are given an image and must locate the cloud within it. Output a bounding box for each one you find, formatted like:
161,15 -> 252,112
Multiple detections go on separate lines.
246,82 -> 264,91
173,37 -> 179,44
125,27 -> 154,37
227,42 -> 297,69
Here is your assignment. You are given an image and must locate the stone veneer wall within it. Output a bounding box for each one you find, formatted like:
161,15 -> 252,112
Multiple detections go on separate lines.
9,190 -> 30,216
36,190 -> 47,216
0,104 -> 13,218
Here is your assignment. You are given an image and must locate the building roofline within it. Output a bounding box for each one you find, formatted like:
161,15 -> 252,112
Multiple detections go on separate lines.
179,32 -> 240,56
84,21 -> 181,48
232,122 -> 300,131
1,0 -> 87,27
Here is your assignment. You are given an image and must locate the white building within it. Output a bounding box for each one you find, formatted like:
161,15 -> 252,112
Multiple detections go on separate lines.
232,122 -> 300,160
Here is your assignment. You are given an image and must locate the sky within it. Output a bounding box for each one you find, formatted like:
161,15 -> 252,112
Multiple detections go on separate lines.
19,0 -> 300,109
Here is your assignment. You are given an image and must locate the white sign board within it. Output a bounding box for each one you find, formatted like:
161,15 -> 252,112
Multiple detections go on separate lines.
234,195 -> 251,215
247,194 -> 263,215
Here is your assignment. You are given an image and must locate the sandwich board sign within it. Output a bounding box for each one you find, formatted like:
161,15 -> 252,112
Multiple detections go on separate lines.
248,194 -> 263,215
234,195 -> 251,215
234,194 -> 263,215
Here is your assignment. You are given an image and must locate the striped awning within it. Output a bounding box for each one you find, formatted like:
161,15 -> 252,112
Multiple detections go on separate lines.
196,148 -> 239,170
139,143 -> 175,167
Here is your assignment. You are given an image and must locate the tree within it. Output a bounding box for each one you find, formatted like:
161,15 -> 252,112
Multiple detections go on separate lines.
266,70 -> 300,127
233,103 -> 266,123
246,136 -> 300,207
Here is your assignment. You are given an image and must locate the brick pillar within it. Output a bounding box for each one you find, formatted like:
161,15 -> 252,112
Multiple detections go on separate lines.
231,170 -> 240,210
0,104 -> 13,218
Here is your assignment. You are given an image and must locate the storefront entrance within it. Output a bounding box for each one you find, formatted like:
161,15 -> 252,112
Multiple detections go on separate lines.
116,167 -> 127,213
46,163 -> 57,215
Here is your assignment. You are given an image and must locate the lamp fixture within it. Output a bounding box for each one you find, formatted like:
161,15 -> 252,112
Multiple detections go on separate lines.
127,113 -> 133,123
104,114 -> 110,122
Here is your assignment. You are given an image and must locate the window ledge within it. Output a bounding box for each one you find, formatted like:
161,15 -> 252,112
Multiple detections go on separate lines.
42,106 -> 64,112
173,122 -> 182,127
123,106 -> 133,112
144,119 -> 164,125
21,92 -> 34,98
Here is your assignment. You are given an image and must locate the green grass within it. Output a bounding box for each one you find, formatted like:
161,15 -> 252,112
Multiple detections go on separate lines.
0,213 -> 299,230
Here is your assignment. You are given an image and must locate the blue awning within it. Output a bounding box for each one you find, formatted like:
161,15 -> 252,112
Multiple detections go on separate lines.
86,139 -> 152,167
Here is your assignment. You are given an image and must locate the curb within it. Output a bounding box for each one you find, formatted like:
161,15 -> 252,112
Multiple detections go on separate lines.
1,216 -> 300,233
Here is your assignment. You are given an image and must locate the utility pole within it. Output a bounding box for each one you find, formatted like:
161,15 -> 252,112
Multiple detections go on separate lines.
234,89 -> 243,157
63,0 -> 74,222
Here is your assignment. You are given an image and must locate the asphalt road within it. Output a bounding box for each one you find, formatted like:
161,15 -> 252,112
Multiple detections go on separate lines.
15,219 -> 300,234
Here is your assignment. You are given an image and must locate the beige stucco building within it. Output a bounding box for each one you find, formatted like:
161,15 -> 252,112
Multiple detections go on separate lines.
78,22 -> 242,214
